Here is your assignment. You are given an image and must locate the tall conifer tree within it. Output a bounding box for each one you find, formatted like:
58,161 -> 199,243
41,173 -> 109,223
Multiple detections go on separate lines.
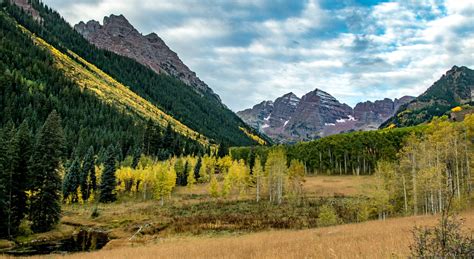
63,158 -> 81,203
80,146 -> 96,201
0,129 -> 9,237
6,121 -> 32,236
29,111 -> 65,233
99,145 -> 117,203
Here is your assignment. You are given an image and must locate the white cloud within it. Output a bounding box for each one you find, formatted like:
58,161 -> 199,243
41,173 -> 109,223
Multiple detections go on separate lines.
42,0 -> 474,111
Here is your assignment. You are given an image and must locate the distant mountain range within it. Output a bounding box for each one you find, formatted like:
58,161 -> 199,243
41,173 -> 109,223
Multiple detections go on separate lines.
239,66 -> 474,143
238,89 -> 413,143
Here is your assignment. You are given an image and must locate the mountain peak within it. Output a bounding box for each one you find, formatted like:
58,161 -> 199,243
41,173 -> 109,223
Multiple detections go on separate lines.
446,65 -> 472,78
281,92 -> 297,98
74,15 -> 221,103
277,92 -> 301,106
103,14 -> 131,27
382,66 -> 473,128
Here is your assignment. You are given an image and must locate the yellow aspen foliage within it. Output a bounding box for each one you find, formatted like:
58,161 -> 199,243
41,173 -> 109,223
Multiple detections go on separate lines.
265,147 -> 288,204
153,162 -> 177,206
116,167 -> 135,193
209,175 -> 219,198
252,156 -> 264,202
199,155 -> 215,183
451,106 -> 462,112
287,160 -> 305,201
217,155 -> 233,174
239,127 -> 266,145
237,159 -> 250,196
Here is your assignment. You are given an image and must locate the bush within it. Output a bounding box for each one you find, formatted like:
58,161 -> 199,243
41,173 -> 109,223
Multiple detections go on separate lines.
410,216 -> 474,257
91,206 -> 100,218
317,205 -> 339,227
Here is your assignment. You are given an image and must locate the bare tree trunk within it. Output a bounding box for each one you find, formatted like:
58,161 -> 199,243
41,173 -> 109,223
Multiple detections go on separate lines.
436,143 -> 443,212
402,174 -> 408,214
454,138 -> 461,199
412,152 -> 418,215
256,176 -> 260,202
464,130 -> 471,195
319,151 -> 322,174
143,182 -> 147,200
344,152 -> 347,174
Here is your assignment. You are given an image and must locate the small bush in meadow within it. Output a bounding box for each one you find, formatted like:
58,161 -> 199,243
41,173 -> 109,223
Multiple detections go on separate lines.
317,205 -> 339,227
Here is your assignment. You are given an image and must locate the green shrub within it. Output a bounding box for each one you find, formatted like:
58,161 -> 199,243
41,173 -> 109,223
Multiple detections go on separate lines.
317,205 -> 339,227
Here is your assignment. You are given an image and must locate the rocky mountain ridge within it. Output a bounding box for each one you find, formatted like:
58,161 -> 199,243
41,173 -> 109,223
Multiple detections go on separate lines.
382,66 -> 474,128
238,90 -> 414,142
74,14 -> 221,102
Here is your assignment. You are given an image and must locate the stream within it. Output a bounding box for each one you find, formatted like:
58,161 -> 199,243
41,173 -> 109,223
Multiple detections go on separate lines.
2,228 -> 110,256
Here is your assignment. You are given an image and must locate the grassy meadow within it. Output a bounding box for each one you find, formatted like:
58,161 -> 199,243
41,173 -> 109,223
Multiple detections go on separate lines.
18,209 -> 474,259
3,175 -> 472,258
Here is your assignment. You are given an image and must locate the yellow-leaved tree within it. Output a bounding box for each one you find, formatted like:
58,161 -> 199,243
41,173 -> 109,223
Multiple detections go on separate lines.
154,162 -> 177,206
252,156 -> 264,202
265,147 -> 288,205
287,159 -> 305,203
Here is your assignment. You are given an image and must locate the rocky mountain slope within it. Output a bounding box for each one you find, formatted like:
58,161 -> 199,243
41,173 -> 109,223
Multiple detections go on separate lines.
74,15 -> 220,102
382,66 -> 474,128
5,0 -> 267,148
238,90 -> 413,142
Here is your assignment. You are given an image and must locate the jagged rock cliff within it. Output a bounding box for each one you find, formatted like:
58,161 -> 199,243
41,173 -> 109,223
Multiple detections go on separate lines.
75,14 -> 221,102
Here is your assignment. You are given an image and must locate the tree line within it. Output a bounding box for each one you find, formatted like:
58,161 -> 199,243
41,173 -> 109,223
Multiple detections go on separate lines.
230,126 -> 424,175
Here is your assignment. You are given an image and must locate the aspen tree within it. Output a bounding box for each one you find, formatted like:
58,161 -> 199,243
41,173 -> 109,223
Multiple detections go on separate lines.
252,156 -> 264,202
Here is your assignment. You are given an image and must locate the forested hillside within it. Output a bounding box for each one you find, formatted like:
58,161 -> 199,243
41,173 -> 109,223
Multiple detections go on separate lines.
382,66 -> 474,128
0,10 -> 206,159
4,0 -> 267,147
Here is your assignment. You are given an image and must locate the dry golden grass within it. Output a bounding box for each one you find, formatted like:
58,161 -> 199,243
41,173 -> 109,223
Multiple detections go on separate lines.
303,175 -> 375,197
173,175 -> 374,201
23,210 -> 474,259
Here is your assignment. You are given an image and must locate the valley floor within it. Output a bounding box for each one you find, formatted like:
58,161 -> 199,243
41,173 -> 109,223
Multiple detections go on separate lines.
26,210 -> 474,259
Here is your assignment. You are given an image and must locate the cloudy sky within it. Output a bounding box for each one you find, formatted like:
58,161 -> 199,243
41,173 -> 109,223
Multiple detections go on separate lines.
43,0 -> 474,111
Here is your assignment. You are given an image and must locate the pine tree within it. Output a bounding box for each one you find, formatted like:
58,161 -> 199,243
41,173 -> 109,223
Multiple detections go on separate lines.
99,145 -> 117,203
132,147 -> 141,169
7,121 -> 32,236
2,122 -> 17,238
217,142 -> 228,158
29,110 -> 65,233
0,129 -> 9,237
80,146 -> 96,201
174,158 -> 186,186
182,161 -> 189,186
63,158 -> 81,203
194,157 -> 202,182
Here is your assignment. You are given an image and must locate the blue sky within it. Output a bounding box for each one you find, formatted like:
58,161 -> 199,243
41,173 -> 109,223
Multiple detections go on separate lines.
43,0 -> 474,111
